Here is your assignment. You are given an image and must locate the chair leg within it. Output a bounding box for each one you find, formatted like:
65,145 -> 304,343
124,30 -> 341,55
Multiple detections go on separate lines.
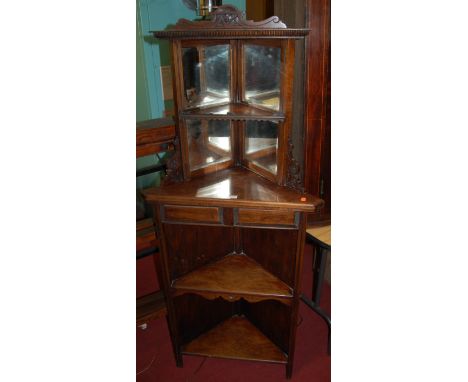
312,247 -> 328,305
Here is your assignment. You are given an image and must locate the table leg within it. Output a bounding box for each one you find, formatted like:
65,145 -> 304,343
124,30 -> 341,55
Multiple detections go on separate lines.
312,247 -> 329,305
300,295 -> 331,355
301,242 -> 331,355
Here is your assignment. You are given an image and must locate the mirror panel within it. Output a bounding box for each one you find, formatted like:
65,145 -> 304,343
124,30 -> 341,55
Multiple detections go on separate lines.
244,120 -> 278,175
244,44 -> 281,111
186,119 -> 232,171
182,44 -> 230,109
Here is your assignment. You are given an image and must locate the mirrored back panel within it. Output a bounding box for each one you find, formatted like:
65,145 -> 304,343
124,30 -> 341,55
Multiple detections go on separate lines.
243,44 -> 281,111
186,119 -> 232,172
182,44 -> 231,109
244,120 -> 279,176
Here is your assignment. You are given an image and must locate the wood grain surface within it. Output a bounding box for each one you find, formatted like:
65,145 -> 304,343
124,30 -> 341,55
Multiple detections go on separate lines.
144,167 -> 323,212
173,254 -> 293,299
182,315 -> 288,363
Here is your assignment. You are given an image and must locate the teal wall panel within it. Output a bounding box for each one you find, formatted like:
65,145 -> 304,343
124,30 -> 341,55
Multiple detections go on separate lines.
137,0 -> 246,120
136,8 -> 152,122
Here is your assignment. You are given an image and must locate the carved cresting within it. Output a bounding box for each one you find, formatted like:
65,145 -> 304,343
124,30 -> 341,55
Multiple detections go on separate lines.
286,137 -> 305,193
174,5 -> 287,29
152,5 -> 309,39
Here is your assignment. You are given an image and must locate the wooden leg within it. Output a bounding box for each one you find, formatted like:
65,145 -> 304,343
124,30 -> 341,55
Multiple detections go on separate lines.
175,353 -> 183,368
286,362 -> 293,379
165,316 -> 183,367
174,341 -> 183,367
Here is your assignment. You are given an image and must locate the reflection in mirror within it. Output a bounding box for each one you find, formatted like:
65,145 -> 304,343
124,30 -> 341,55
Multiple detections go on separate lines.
244,45 -> 281,111
244,120 -> 278,175
182,44 -> 230,109
195,178 -> 232,199
186,119 -> 231,171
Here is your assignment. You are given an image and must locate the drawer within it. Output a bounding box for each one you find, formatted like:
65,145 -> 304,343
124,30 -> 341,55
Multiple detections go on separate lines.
236,208 -> 297,227
163,205 -> 221,224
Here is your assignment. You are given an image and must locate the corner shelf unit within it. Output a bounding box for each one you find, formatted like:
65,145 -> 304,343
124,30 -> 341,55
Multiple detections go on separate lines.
145,5 -> 321,379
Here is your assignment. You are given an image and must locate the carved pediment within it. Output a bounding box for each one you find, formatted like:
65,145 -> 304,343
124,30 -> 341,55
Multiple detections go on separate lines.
174,5 -> 287,29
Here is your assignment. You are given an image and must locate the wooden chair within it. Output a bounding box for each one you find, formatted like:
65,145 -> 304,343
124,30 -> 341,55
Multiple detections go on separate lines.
301,224 -> 331,354
136,117 -> 176,327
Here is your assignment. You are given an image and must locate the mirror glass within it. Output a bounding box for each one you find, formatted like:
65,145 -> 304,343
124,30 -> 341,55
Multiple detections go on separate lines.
244,45 -> 281,111
244,120 -> 278,175
186,119 -> 231,171
182,44 -> 230,109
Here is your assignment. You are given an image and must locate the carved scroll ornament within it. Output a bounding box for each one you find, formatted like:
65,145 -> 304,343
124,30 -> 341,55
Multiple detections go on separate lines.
163,136 -> 183,184
286,137 -> 305,193
174,5 -> 287,29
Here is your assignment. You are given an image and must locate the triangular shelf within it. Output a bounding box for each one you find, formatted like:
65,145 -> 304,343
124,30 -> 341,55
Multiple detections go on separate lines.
144,167 -> 321,212
182,315 -> 288,364
172,253 -> 293,302
181,102 -> 284,121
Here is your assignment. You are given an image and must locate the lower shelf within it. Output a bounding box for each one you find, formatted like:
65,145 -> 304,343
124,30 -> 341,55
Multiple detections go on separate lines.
182,315 -> 287,364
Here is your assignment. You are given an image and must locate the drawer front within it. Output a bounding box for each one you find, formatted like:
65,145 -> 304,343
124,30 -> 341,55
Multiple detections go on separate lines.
163,205 -> 221,224
236,208 -> 297,227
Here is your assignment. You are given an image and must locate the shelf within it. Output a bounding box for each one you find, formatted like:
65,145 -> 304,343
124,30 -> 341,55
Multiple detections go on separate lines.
144,167 -> 322,211
173,254 -> 292,300
182,315 -> 287,363
181,103 -> 284,121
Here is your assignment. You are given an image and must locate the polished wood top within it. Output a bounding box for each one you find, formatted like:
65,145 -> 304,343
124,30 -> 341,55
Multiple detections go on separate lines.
144,167 -> 323,212
306,225 -> 331,246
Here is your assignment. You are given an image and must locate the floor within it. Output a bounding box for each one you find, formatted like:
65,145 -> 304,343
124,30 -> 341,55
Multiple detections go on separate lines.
136,243 -> 331,382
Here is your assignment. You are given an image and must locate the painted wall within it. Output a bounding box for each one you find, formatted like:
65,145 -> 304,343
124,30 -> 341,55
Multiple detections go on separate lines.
136,0 -> 246,121
136,8 -> 152,122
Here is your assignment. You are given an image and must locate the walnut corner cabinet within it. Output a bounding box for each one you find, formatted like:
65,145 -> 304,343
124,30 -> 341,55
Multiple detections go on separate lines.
143,5 -> 324,379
